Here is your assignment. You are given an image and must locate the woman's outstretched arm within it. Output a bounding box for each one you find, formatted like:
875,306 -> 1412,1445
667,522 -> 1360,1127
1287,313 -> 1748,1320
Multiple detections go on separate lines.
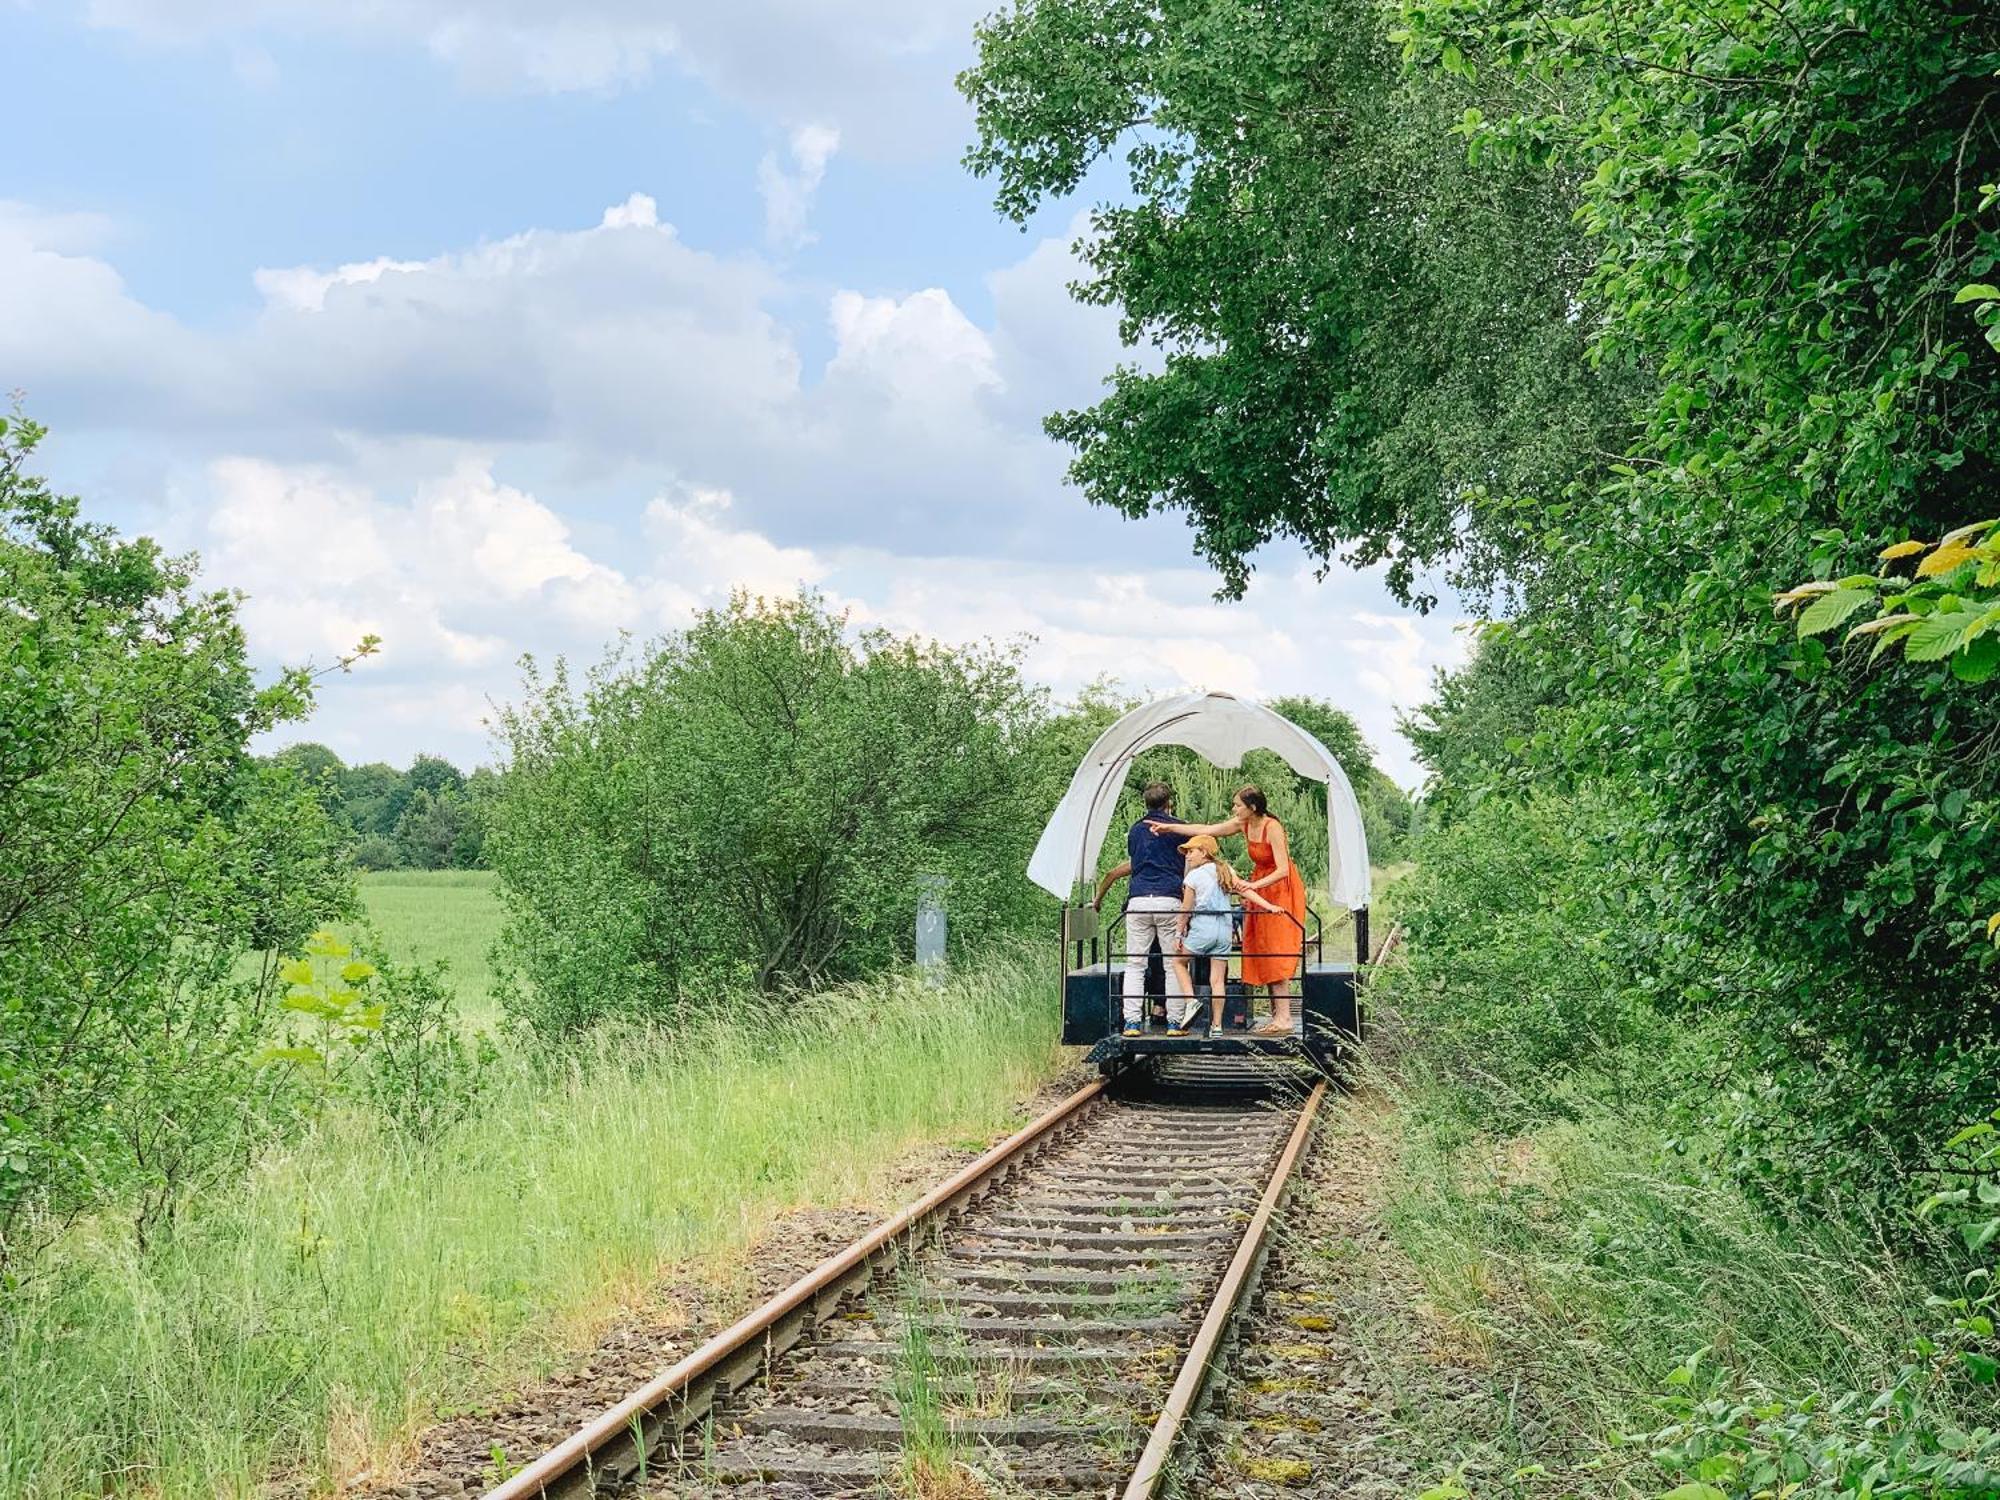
1147,814 -> 1245,838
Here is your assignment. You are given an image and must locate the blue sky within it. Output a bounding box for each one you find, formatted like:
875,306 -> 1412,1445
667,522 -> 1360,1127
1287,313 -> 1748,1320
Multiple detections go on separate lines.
1,0 -> 1465,784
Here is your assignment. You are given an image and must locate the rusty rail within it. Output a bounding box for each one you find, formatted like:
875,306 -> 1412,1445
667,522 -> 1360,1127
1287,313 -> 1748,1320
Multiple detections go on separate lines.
1119,1078 -> 1330,1499
480,1077 -> 1106,1500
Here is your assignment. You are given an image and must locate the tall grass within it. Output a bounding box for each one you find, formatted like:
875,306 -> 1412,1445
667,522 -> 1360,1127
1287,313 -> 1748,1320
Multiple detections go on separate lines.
1372,1088 -> 1945,1494
0,948 -> 1067,1499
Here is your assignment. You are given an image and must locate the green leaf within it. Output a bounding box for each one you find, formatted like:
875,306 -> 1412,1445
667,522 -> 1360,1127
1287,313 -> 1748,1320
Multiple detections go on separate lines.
1963,1351 -> 1999,1384
1955,283 -> 2000,304
1796,587 -> 1872,638
279,958 -> 316,987
252,1045 -> 323,1068
339,961 -> 377,984
1904,611 -> 1982,663
1951,633 -> 2000,683
1660,1485 -> 1729,1500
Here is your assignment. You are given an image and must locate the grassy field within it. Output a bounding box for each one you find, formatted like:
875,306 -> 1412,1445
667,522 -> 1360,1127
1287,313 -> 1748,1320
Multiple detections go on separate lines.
353,870 -> 506,1025
1,946 -> 1070,1499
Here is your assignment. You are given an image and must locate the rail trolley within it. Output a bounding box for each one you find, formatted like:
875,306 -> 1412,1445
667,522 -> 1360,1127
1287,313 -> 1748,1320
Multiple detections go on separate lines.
1026,691 -> 1376,1075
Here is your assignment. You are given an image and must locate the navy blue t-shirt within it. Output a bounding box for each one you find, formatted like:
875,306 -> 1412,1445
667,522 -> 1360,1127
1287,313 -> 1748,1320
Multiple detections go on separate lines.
1127,813 -> 1183,899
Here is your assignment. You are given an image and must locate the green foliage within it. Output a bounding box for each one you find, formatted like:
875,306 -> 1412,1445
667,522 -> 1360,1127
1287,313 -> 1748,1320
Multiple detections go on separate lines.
1383,0 -> 2000,1202
257,929 -> 383,1090
359,954 -> 496,1142
1381,1096 -> 1966,1498
0,416 -> 355,1265
351,833 -> 402,871
487,593 -> 1063,1031
1632,1113 -> 2000,1499
960,0 -> 1627,602
1269,694 -> 1417,864
1781,523 -> 2000,688
269,744 -> 488,869
394,784 -> 482,869
1378,785 -> 1657,1125
972,0 -> 2000,1207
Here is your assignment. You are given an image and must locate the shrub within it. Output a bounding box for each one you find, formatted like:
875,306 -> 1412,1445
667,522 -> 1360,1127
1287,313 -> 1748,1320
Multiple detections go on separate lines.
1374,784 -> 1657,1124
0,416 -> 356,1266
360,955 -> 497,1141
350,834 -> 403,870
486,593 -> 1057,1032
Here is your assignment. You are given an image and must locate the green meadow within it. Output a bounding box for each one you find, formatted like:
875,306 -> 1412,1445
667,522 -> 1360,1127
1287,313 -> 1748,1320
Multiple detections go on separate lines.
353,869 -> 507,1024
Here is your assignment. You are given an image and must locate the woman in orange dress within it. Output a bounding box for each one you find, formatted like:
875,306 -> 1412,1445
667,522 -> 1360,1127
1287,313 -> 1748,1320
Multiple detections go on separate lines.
1152,784 -> 1308,1035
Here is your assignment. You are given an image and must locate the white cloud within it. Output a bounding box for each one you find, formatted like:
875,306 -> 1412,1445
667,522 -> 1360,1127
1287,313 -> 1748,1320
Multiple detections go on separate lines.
252,256 -> 430,313
79,0 -> 988,153
0,201 -> 119,255
181,450 -> 1461,785
2,195 -> 1111,557
0,203 -> 232,423
7,194 -> 1462,783
757,124 -> 840,249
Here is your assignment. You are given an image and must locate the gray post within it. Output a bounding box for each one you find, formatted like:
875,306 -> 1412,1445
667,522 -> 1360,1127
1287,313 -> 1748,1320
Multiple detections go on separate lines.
916,873 -> 949,980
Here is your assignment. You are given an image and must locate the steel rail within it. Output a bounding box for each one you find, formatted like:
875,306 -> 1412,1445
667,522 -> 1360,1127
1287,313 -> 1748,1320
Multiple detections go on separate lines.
480,1077 -> 1107,1500
1119,1077 -> 1329,1499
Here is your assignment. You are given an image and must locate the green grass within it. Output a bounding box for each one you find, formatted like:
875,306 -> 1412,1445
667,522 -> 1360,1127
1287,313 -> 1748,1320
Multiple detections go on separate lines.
1366,1089 -> 1945,1497
352,870 -> 506,1025
0,948 -> 1069,1499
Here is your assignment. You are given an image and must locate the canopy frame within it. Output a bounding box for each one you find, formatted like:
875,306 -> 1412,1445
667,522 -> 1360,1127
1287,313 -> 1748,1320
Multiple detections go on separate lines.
1026,691 -> 1372,911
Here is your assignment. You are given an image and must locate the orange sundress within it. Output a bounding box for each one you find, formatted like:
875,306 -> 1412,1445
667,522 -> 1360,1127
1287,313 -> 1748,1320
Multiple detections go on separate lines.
1239,819 -> 1307,986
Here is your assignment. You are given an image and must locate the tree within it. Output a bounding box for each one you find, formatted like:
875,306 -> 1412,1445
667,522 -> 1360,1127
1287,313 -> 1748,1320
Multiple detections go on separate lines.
487,594 -> 1052,1032
967,0 -> 2000,1203
405,753 -> 465,803
0,415 -> 357,1262
394,787 -> 475,870
273,741 -> 344,790
960,0 -> 1628,603
1266,696 -> 1415,864
335,761 -> 403,840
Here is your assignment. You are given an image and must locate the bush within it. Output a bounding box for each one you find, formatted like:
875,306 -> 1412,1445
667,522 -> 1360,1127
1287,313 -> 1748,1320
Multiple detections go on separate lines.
1374,785 -> 1658,1124
350,834 -> 402,870
360,955 -> 496,1141
487,593 -> 1059,1033
0,417 -> 354,1266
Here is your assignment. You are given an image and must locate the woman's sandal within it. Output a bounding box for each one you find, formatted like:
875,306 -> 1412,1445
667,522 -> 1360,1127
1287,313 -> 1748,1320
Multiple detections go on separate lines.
1251,1019 -> 1292,1036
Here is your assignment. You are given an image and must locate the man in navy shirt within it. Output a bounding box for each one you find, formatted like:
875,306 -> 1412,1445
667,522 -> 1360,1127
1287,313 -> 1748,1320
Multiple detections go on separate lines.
1091,781 -> 1194,1036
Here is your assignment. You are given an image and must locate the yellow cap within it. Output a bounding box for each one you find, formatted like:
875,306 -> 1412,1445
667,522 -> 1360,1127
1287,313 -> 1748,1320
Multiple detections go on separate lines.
1178,834 -> 1219,857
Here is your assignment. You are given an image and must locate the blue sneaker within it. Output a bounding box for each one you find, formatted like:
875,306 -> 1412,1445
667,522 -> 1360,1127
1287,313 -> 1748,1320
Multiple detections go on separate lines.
1121,1023 -> 1143,1037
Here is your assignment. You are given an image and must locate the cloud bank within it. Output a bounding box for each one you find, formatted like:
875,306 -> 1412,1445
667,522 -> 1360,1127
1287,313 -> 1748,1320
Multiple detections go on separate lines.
1,192 -> 1465,782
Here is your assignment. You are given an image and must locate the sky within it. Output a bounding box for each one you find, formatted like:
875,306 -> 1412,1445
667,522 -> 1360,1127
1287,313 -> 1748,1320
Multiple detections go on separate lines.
0,0 -> 1470,786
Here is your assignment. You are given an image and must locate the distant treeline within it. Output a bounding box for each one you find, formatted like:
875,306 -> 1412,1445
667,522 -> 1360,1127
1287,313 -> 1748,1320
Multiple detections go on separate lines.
266,744 -> 497,870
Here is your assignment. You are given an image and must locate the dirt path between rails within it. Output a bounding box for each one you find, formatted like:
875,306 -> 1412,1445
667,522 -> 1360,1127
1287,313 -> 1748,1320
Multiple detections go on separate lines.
1204,1090 -> 1493,1499
330,1064 -> 1096,1500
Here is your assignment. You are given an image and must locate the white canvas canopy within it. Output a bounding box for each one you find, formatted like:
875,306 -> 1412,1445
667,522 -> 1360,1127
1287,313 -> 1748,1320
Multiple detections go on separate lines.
1027,691 -> 1372,910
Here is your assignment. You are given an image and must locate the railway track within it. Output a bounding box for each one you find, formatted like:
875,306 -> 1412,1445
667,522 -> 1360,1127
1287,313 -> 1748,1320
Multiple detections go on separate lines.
481,1058 -> 1328,1500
